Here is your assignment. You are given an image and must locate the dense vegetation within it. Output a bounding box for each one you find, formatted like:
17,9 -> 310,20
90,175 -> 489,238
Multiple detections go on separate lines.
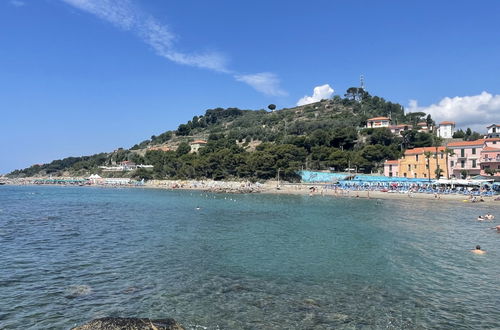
10,90 -> 455,182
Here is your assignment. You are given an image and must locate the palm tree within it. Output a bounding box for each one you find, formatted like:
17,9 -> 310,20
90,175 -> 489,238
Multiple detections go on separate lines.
434,146 -> 441,179
443,147 -> 455,179
424,151 -> 433,182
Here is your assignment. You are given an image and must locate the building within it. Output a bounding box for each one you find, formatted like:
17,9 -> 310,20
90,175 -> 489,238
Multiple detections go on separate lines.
148,145 -> 171,152
190,140 -> 207,153
446,140 -> 484,178
383,160 -> 399,177
416,122 -> 432,133
390,124 -> 411,135
399,146 -> 447,179
486,124 -> 500,138
366,117 -> 391,128
480,146 -> 500,176
437,121 -> 455,139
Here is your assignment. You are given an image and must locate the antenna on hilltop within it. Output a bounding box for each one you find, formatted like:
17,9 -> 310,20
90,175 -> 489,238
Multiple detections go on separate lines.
360,74 -> 365,91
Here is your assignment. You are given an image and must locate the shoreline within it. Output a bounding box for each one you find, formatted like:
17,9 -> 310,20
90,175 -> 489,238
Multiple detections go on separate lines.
3,178 -> 499,204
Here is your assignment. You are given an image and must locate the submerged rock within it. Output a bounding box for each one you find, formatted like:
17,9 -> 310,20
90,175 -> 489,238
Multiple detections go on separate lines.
72,317 -> 184,330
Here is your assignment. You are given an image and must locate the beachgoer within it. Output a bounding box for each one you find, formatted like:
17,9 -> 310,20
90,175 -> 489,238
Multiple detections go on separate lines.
471,245 -> 486,254
485,213 -> 494,220
477,216 -> 485,221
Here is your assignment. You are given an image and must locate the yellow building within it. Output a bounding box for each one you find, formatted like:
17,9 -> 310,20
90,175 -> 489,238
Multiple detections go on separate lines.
399,146 -> 447,179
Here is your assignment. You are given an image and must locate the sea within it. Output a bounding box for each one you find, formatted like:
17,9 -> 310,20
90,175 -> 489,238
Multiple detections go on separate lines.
0,185 -> 499,329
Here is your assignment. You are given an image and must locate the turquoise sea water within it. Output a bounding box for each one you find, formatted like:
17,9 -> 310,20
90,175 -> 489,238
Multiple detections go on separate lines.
0,186 -> 499,329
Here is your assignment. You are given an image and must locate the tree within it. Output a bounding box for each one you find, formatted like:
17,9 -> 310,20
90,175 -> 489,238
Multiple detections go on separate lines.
176,142 -> 191,156
443,148 -> 455,179
268,104 -> 276,111
424,151 -> 433,182
434,168 -> 444,179
484,168 -> 497,176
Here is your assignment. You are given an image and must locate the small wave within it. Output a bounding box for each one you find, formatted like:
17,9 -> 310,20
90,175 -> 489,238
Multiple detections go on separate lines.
65,285 -> 92,299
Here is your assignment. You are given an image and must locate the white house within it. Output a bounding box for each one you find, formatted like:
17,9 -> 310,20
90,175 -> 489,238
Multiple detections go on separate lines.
487,124 -> 500,138
366,117 -> 391,128
437,121 -> 455,139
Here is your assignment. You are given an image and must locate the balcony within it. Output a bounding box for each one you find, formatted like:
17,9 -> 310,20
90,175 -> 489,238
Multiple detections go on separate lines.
481,157 -> 500,163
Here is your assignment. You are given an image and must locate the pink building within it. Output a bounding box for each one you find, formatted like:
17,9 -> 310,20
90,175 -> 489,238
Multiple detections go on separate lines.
383,160 -> 399,177
480,146 -> 500,176
447,140 -> 484,178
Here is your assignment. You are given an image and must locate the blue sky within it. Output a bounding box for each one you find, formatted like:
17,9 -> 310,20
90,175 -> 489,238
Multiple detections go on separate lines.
1,0 -> 500,173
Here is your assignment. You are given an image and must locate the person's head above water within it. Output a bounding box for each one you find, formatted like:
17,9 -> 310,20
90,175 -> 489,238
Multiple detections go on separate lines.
476,245 -> 481,250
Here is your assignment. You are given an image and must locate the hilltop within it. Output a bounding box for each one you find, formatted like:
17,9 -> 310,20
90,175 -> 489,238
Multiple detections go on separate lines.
8,90 -> 441,181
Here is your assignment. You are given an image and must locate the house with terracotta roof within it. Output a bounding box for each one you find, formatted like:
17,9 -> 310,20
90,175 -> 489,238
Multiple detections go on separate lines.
416,122 -> 433,133
383,160 -> 399,177
437,121 -> 455,139
486,124 -> 500,138
480,146 -> 500,176
190,139 -> 207,153
399,146 -> 447,179
446,140 -> 485,178
389,124 -> 411,135
366,116 -> 391,128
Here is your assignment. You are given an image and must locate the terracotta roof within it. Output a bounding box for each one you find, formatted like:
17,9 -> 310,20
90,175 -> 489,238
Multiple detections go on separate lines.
484,137 -> 500,142
191,140 -> 207,144
367,116 -> 391,121
391,124 -> 410,128
486,124 -> 500,128
447,139 -> 485,147
417,122 -> 427,126
384,160 -> 399,164
404,146 -> 445,155
439,121 -> 455,125
481,146 -> 500,152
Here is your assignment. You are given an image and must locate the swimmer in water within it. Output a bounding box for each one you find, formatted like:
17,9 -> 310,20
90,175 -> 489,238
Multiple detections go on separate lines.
471,245 -> 486,255
477,216 -> 485,221
195,206 -> 201,210
485,213 -> 495,221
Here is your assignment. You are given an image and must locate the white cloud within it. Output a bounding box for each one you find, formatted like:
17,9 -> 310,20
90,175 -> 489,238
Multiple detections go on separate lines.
235,72 -> 287,97
408,91 -> 500,132
59,0 -> 286,94
10,0 -> 25,7
296,84 -> 334,106
60,0 -> 227,72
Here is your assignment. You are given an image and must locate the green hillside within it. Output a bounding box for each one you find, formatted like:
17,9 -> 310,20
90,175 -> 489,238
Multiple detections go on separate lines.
8,90 -> 440,181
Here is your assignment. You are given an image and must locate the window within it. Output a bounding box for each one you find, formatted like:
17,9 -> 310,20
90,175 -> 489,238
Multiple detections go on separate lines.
461,149 -> 465,157
389,165 -> 392,170
472,148 -> 476,155
415,155 -> 419,161
426,164 -> 429,169
441,153 -> 444,159
472,159 -> 476,168
414,173 -> 417,178
461,160 -> 465,168
408,165 -> 411,171
451,161 -> 455,167
404,173 -> 407,177
424,173 -> 427,178
414,164 -> 417,169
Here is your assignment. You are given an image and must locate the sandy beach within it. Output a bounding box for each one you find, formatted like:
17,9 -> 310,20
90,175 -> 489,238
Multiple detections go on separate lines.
3,177 -> 499,204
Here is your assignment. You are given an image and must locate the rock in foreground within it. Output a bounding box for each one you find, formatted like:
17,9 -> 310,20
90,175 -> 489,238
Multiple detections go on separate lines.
72,317 -> 184,330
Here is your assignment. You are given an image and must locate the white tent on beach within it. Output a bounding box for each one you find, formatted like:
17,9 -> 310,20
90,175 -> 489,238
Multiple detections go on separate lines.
88,174 -> 103,184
